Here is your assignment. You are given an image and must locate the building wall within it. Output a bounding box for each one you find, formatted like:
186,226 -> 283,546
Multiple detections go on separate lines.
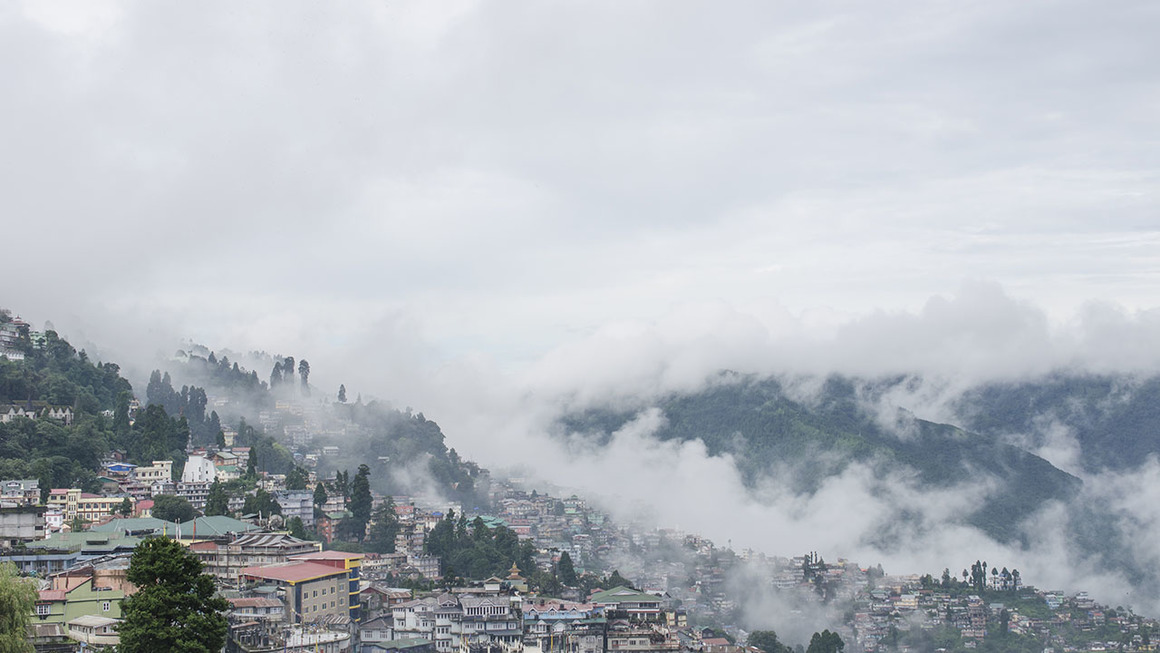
292,575 -> 349,622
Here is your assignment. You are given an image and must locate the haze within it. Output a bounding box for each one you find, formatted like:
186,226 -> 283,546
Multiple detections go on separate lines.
4,0 -> 1160,612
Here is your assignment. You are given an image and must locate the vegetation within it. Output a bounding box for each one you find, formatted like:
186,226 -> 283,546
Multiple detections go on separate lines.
152,494 -> 197,522
561,373 -> 1081,543
748,629 -> 790,653
118,537 -> 229,652
425,511 -> 537,581
0,562 -> 36,653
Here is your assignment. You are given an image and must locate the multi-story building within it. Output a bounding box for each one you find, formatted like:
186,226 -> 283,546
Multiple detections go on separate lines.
133,460 -> 173,484
289,550 -> 363,622
46,489 -> 133,524
0,505 -> 46,546
458,595 -> 523,652
240,561 -> 353,624
275,490 -> 315,529
182,454 -> 217,484
190,532 -> 320,582
0,479 -> 40,505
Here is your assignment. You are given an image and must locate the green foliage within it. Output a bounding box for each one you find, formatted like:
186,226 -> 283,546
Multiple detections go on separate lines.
242,489 -> 282,517
285,465 -> 309,491
152,495 -> 197,523
129,404 -> 188,471
425,511 -> 537,581
313,482 -> 328,508
118,497 -> 133,517
349,465 -> 372,541
604,570 -> 635,590
0,328 -> 132,413
557,551 -> 577,586
562,373 -> 1081,544
204,480 -> 229,517
119,537 -> 228,653
748,631 -> 790,653
805,630 -> 844,653
287,516 -> 308,540
322,402 -> 485,506
366,496 -> 399,554
0,562 -> 36,653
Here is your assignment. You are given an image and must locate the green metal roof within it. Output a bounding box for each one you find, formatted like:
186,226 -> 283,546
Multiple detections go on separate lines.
589,587 -> 662,605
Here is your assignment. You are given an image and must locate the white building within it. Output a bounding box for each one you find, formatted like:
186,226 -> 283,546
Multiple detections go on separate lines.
182,454 -> 218,484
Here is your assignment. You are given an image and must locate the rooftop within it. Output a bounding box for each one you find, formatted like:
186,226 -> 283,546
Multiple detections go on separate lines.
241,561 -> 349,584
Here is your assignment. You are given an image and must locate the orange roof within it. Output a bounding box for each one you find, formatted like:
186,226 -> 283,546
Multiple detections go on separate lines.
241,562 -> 347,584
38,590 -> 66,602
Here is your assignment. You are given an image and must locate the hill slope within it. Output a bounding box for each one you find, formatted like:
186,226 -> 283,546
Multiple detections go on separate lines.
561,374 -> 1081,544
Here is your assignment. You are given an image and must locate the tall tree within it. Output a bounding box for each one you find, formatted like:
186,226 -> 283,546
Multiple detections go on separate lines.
119,537 -> 228,653
298,359 -> 310,396
285,465 -> 309,491
313,482 -> 328,509
204,480 -> 229,517
805,630 -> 844,653
333,470 -> 349,505
337,384 -> 346,403
0,561 -> 36,653
367,496 -> 399,553
748,631 -> 790,653
349,464 -> 372,542
557,551 -> 578,586
246,448 -> 257,477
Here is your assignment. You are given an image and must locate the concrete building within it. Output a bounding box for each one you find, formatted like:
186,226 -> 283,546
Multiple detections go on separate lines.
241,561 -> 353,624
182,454 -> 217,483
0,505 -> 45,546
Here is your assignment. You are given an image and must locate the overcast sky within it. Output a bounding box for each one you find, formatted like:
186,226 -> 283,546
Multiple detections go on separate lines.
7,1 -> 1160,609
3,0 -> 1159,382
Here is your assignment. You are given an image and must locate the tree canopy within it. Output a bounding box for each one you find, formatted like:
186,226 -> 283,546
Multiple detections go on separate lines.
118,537 -> 228,653
0,562 -> 36,653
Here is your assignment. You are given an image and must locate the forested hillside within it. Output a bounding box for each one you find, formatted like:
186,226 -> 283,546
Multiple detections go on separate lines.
952,372 -> 1160,472
561,373 -> 1081,544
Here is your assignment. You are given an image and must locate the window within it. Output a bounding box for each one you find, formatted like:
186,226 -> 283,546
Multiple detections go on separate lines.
36,604 -> 50,616
102,601 -> 111,612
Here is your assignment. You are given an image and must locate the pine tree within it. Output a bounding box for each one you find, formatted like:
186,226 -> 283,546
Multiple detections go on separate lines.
349,464 -> 372,542
118,537 -> 228,652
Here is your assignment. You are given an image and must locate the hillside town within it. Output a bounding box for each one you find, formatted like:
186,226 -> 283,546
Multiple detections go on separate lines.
1,389 -> 1157,652
0,318 -> 1157,652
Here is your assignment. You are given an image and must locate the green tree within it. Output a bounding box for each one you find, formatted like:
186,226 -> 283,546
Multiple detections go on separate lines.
298,359 -> 310,396
557,551 -> 578,586
152,495 -> 197,523
204,480 -> 229,517
285,465 -> 309,491
748,631 -> 789,653
605,569 -> 635,590
287,516 -> 308,540
118,497 -> 133,517
0,561 -> 37,653
338,384 -> 346,403
119,537 -> 228,653
349,464 -> 372,542
313,482 -> 328,509
806,630 -> 844,653
366,496 -> 399,553
242,489 -> 282,518
246,448 -> 257,478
